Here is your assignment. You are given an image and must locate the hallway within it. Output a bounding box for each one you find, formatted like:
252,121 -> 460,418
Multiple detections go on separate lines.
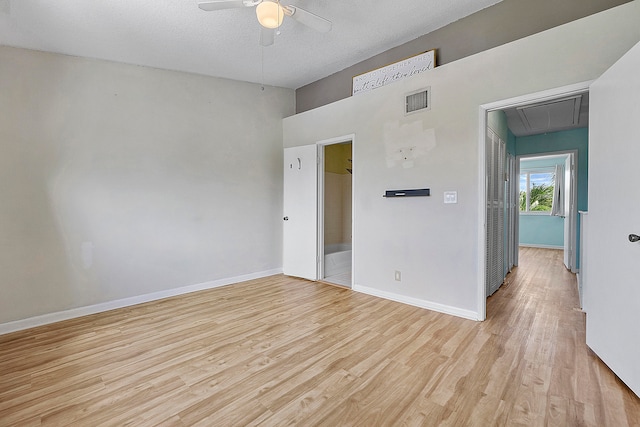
486,247 -> 639,425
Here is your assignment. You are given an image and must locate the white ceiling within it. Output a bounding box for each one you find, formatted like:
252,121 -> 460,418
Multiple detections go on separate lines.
0,0 -> 501,89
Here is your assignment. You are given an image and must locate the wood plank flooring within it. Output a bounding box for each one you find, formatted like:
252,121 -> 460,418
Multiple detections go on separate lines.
1,247 -> 639,426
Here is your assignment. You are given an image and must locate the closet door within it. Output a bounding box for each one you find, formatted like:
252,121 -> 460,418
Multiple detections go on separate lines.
486,128 -> 506,296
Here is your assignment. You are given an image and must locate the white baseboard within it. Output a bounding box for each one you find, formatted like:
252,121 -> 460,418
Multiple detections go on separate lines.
518,244 -> 563,250
0,268 -> 283,336
353,284 -> 479,321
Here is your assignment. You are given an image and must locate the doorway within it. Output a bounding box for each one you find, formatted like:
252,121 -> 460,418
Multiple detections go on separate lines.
319,141 -> 353,287
478,81 -> 591,320
517,152 -> 577,272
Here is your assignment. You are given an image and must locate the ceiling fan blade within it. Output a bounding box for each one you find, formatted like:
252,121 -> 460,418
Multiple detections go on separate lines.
283,5 -> 332,33
260,28 -> 274,46
198,0 -> 250,11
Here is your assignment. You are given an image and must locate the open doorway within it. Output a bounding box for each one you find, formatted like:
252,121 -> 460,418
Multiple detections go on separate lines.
517,152 -> 577,271
319,140 -> 353,287
480,82 -> 590,319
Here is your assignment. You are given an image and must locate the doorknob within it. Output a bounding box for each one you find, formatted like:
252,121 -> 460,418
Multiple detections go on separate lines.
629,234 -> 640,243
283,216 -> 289,221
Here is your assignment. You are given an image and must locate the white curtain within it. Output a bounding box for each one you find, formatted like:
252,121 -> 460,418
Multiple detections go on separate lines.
551,164 -> 565,217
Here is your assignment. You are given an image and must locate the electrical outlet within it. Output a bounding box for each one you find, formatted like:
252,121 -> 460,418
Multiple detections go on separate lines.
395,270 -> 401,281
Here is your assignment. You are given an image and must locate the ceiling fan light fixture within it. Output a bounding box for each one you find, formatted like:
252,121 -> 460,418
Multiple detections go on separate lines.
256,1 -> 283,29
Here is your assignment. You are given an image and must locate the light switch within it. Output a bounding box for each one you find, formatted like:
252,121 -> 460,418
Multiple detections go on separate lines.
444,191 -> 457,204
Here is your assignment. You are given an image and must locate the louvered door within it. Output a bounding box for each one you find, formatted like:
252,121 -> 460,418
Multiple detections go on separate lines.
486,127 -> 506,297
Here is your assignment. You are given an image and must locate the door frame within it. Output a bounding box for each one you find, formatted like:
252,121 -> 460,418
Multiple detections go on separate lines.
316,134 -> 356,288
516,150 -> 578,271
477,81 -> 592,321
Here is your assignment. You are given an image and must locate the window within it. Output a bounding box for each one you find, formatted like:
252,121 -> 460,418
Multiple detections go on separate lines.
519,169 -> 555,213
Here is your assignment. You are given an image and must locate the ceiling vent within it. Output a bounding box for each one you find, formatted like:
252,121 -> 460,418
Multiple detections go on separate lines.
405,87 -> 431,115
516,95 -> 582,132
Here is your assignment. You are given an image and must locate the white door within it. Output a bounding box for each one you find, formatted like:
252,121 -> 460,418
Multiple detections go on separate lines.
563,153 -> 575,270
585,40 -> 640,397
505,154 -> 516,273
283,145 -> 318,280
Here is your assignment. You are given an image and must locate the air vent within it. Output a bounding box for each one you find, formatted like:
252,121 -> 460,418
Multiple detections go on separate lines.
405,87 -> 431,115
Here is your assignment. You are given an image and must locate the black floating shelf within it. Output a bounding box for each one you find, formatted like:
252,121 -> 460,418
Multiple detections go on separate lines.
383,188 -> 430,198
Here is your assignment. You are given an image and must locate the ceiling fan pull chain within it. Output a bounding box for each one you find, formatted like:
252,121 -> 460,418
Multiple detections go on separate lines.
276,0 -> 281,35
261,46 -> 265,91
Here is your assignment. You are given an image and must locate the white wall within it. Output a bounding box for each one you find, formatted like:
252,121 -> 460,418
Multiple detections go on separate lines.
283,2 -> 640,319
0,46 -> 294,326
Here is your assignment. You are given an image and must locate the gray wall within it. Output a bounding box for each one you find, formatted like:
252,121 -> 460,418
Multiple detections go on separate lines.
296,0 -> 631,113
0,46 -> 294,325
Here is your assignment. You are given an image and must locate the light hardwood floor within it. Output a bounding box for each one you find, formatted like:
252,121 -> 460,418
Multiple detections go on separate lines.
1,248 -> 639,426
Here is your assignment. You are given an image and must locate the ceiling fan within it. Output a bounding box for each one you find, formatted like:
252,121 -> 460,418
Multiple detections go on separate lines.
197,0 -> 332,46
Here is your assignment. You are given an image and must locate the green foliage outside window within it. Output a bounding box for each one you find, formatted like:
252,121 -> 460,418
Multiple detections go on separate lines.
519,183 -> 554,212
520,170 -> 555,213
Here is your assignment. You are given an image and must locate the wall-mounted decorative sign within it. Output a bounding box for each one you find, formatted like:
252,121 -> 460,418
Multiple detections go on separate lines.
352,50 -> 436,96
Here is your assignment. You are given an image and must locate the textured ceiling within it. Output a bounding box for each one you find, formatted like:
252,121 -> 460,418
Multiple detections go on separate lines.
0,0 -> 501,89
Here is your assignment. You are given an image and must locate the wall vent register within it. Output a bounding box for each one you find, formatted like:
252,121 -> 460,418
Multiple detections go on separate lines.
405,87 -> 431,115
